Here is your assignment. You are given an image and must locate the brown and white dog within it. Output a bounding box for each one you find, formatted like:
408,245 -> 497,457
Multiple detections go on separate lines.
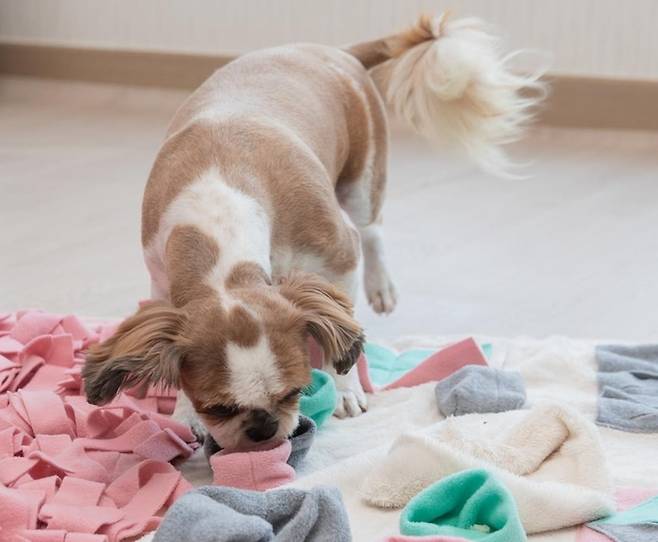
82,14 -> 543,451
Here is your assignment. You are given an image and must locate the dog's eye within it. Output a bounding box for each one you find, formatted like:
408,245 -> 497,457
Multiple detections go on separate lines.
281,389 -> 302,402
205,404 -> 240,418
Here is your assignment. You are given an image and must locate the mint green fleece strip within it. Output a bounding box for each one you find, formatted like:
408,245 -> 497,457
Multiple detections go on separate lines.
400,468 -> 527,542
300,369 -> 337,429
364,343 -> 493,388
591,495 -> 658,526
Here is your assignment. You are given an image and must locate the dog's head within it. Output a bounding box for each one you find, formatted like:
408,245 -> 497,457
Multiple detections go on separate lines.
82,272 -> 363,450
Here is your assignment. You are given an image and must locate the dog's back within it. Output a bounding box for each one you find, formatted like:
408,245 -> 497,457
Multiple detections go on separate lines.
165,44 -> 380,181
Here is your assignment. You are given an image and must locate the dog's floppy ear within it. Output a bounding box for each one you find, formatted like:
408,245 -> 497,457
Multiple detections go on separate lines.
82,301 -> 187,405
278,272 -> 364,375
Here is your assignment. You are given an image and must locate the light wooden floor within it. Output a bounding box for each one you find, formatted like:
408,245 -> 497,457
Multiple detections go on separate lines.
2,76 -> 658,341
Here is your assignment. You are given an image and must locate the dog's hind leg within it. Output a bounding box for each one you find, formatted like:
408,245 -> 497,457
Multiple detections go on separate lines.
337,80 -> 397,315
359,217 -> 397,314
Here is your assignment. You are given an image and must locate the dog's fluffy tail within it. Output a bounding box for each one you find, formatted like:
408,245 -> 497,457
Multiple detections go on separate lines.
346,13 -> 546,177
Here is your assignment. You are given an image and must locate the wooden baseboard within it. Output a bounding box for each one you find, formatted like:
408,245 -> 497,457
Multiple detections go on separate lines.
0,42 -> 231,89
538,74 -> 658,131
2,42 -> 657,130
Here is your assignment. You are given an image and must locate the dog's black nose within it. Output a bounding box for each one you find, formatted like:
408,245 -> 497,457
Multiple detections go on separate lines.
245,409 -> 279,442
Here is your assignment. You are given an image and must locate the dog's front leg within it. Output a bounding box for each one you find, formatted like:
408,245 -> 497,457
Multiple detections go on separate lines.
318,269 -> 366,418
325,363 -> 367,418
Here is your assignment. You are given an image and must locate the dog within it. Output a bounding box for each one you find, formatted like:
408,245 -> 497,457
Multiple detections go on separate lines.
82,13 -> 543,451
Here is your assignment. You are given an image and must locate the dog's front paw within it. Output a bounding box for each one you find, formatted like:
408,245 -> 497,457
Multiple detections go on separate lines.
331,366 -> 368,418
335,386 -> 368,418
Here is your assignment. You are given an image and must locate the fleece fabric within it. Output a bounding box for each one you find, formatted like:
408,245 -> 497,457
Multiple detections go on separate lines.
300,370 -> 337,428
362,403 -> 615,534
595,344 -> 658,433
153,485 -> 351,542
435,366 -> 526,416
0,310 -> 196,541
400,469 -> 526,541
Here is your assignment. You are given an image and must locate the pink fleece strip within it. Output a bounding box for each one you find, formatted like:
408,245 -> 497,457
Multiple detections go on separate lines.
16,475 -> 60,502
11,311 -> 62,342
17,530 -> 66,542
10,354 -> 45,392
28,440 -> 110,483
77,420 -> 161,452
102,471 -> 186,540
0,310 -> 196,541
21,390 -> 76,436
0,354 -> 19,393
66,533 -> 110,542
39,503 -> 125,533
0,484 -> 46,532
384,338 -> 487,390
24,434 -> 73,456
134,427 -> 195,462
23,333 -> 75,367
0,456 -> 38,485
25,364 -> 70,391
0,426 -> 30,455
576,487 -> 658,541
52,476 -> 106,505
20,531 -> 109,542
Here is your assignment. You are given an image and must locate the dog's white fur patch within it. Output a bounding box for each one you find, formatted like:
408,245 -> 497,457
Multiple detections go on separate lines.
226,333 -> 286,408
144,166 -> 271,298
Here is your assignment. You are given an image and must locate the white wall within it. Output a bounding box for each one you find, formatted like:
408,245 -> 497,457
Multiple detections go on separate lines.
1,0 -> 657,79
